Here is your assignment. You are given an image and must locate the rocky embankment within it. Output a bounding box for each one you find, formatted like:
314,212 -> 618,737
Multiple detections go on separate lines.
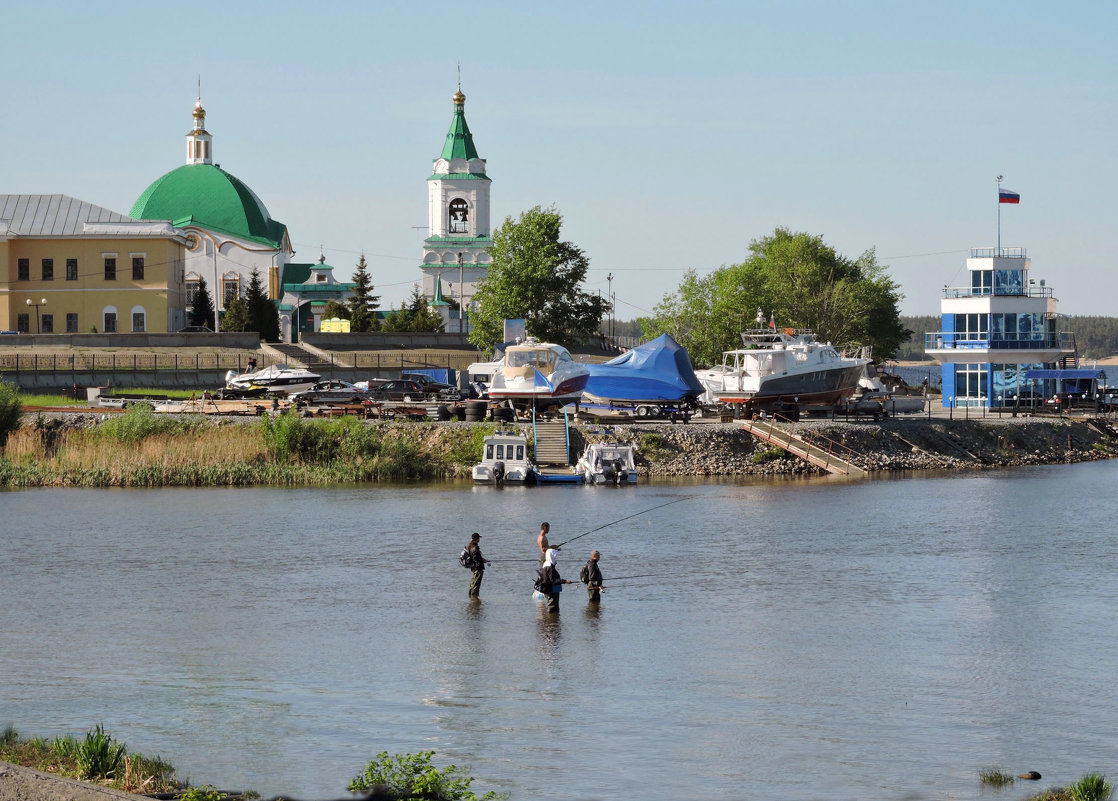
574,417 -> 1118,477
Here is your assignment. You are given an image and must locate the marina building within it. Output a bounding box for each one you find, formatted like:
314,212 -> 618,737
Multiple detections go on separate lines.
924,246 -> 1079,408
419,84 -> 493,333
0,194 -> 189,333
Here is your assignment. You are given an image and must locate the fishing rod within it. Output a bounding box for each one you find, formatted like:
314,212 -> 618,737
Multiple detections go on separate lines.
579,573 -> 659,583
554,496 -> 694,548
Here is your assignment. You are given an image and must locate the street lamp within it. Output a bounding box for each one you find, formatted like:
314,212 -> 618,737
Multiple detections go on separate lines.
457,252 -> 464,333
26,297 -> 46,334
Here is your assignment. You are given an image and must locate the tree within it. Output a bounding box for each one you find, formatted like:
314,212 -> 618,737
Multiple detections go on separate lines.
347,254 -> 381,332
405,285 -> 444,332
0,380 -> 22,448
220,293 -> 251,333
469,205 -> 608,351
189,277 -> 215,329
323,300 -> 350,321
244,268 -> 280,341
642,227 -> 910,365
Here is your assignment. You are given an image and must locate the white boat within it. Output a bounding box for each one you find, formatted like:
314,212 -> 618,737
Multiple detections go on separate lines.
224,364 -> 321,396
695,318 -> 867,410
487,339 -> 589,406
847,362 -> 926,415
471,431 -> 536,485
577,442 -> 639,485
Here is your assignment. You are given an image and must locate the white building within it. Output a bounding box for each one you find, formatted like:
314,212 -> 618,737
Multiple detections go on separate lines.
419,85 -> 492,333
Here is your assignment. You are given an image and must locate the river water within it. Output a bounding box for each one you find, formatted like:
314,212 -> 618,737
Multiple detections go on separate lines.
3,463 -> 1118,801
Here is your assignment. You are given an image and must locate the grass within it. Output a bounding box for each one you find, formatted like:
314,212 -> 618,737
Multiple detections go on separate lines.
751,446 -> 786,465
0,724 -> 181,795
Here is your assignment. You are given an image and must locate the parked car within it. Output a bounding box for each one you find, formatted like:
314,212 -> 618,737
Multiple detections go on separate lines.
291,380 -> 366,404
401,372 -> 459,398
364,379 -> 426,402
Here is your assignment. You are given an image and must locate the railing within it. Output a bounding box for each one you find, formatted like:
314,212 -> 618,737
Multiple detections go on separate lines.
942,285 -> 1053,299
970,247 -> 1027,258
924,332 -> 1074,351
0,351 -> 477,372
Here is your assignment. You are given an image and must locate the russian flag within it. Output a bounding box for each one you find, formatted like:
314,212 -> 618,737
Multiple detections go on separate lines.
999,188 -> 1020,204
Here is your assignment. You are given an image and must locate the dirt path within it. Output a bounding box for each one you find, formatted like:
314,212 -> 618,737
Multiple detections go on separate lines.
0,761 -> 144,801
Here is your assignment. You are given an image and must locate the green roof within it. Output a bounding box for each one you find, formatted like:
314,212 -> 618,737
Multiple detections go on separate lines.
427,172 -> 490,181
431,276 -> 450,306
130,164 -> 287,249
440,102 -> 479,161
424,235 -> 494,247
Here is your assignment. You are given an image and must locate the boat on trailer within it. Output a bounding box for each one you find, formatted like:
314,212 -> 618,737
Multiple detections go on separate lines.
487,339 -> 589,408
224,364 -> 321,396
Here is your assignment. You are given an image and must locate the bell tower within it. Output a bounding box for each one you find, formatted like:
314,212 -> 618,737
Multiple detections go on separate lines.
420,83 -> 493,332
186,83 -> 213,166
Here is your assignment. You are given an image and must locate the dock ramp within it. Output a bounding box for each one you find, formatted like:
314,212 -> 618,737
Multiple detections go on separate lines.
533,409 -> 582,483
741,417 -> 866,477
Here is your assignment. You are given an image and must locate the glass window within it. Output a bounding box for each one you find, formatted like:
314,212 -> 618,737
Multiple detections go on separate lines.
516,445 -> 524,460
16,313 -> 29,333
222,276 -> 240,306
41,314 -> 53,333
132,312 -> 145,332
185,280 -> 200,306
66,258 -> 78,280
496,444 -> 505,459
485,444 -> 493,459
66,313 -> 78,333
971,270 -> 992,295
104,257 -> 116,280
104,312 -> 117,333
17,258 -> 29,281
42,258 -> 53,281
132,257 -> 144,280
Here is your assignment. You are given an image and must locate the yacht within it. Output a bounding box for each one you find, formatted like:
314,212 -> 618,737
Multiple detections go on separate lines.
696,321 -> 867,410
224,364 -> 321,396
471,431 -> 536,485
487,339 -> 589,406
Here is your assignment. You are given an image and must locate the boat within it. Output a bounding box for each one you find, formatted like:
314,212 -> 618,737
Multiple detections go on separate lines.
471,431 -> 537,485
576,442 -> 639,485
579,333 -> 705,419
224,364 -> 321,396
846,362 -> 926,415
487,339 -> 589,407
695,319 -> 867,410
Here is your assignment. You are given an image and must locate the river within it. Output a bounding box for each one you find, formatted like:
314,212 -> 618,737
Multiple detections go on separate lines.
3,463 -> 1118,800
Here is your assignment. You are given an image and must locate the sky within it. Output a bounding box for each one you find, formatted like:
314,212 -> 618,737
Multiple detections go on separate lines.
4,0 -> 1116,320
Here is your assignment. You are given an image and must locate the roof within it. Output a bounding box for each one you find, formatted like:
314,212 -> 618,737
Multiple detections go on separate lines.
0,194 -> 182,239
427,172 -> 490,181
423,235 -> 494,247
129,164 -> 287,249
440,102 -> 479,161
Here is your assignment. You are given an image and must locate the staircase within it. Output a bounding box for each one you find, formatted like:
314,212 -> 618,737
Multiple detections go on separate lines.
265,343 -> 333,372
741,418 -> 866,477
533,417 -> 571,466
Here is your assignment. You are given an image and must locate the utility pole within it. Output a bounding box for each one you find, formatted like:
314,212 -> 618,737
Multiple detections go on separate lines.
607,272 -> 614,342
457,252 -> 464,333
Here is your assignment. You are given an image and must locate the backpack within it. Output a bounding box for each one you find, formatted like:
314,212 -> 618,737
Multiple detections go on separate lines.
533,567 -> 550,593
459,547 -> 474,569
579,562 -> 590,584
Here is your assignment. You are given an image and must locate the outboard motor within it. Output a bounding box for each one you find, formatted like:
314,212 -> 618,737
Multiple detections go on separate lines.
612,459 -> 626,484
493,461 -> 505,486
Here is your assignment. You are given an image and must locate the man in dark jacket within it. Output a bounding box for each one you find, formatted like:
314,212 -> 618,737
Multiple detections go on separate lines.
537,548 -> 571,613
584,550 -> 603,603
465,532 -> 489,598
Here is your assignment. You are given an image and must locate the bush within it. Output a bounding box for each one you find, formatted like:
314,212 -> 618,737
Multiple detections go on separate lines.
0,381 -> 22,447
348,751 -> 506,801
96,403 -> 201,443
1070,773 -> 1113,801
77,723 -> 125,780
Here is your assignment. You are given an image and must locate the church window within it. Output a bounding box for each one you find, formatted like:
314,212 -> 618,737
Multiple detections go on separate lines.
223,275 -> 240,306
185,279 -> 200,306
449,198 -> 469,233
66,259 -> 78,280
132,310 -> 146,332
103,312 -> 118,333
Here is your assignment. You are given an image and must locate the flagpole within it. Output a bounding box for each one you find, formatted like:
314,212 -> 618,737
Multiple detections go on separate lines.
996,174 -> 1003,255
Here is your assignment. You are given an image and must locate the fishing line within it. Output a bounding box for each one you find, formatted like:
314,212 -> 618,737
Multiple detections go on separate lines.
554,496 -> 694,548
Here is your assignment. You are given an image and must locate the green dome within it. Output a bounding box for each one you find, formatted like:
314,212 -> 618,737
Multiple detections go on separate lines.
130,164 -> 287,248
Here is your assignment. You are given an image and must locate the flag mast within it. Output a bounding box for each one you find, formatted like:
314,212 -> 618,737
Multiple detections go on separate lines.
996,174 -> 1003,255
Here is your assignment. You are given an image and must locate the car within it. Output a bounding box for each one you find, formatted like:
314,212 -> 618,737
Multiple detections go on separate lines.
178,325 -> 214,333
291,380 -> 366,404
363,379 -> 426,402
401,373 -> 457,394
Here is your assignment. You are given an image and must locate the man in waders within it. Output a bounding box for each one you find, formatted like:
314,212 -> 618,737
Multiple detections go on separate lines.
582,550 -> 603,603
465,532 -> 489,598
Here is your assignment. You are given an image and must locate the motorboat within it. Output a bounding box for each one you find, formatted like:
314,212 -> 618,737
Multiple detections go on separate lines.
487,339 -> 589,406
471,431 -> 536,485
224,364 -> 321,396
846,362 -> 926,415
577,442 -> 639,485
580,334 -> 705,419
695,321 -> 867,409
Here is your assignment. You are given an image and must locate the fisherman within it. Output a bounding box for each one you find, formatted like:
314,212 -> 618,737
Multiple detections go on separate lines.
537,521 -> 556,566
537,548 -> 571,614
464,532 -> 489,598
582,550 -> 604,603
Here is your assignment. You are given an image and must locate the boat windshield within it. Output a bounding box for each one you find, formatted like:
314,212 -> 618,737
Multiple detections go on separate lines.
506,348 -> 557,371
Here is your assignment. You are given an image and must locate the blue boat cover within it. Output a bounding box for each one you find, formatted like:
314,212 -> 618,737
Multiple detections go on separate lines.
583,334 -> 705,402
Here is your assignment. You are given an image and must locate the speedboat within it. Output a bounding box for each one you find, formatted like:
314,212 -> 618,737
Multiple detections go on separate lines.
847,362 -> 926,415
577,442 -> 639,485
224,364 -> 321,396
487,339 -> 589,406
695,321 -> 867,409
472,431 -> 536,485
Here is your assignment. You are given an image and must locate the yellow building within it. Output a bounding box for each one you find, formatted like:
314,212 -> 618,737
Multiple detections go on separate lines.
0,195 -> 190,333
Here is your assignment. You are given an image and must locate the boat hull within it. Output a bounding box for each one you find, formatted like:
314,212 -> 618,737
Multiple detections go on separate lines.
715,363 -> 865,407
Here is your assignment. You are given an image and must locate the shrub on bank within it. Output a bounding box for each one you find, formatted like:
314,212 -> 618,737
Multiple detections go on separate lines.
0,380 -> 22,447
348,750 -> 506,801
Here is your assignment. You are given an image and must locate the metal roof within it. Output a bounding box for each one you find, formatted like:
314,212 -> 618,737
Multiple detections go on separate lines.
0,194 -> 134,236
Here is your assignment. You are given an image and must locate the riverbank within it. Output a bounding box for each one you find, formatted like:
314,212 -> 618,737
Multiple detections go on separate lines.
2,406 -> 1116,487
0,761 -> 147,801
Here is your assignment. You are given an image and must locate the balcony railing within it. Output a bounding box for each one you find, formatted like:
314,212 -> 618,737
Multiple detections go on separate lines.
942,285 -> 1053,299
924,331 -> 1073,351
970,247 -> 1027,258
